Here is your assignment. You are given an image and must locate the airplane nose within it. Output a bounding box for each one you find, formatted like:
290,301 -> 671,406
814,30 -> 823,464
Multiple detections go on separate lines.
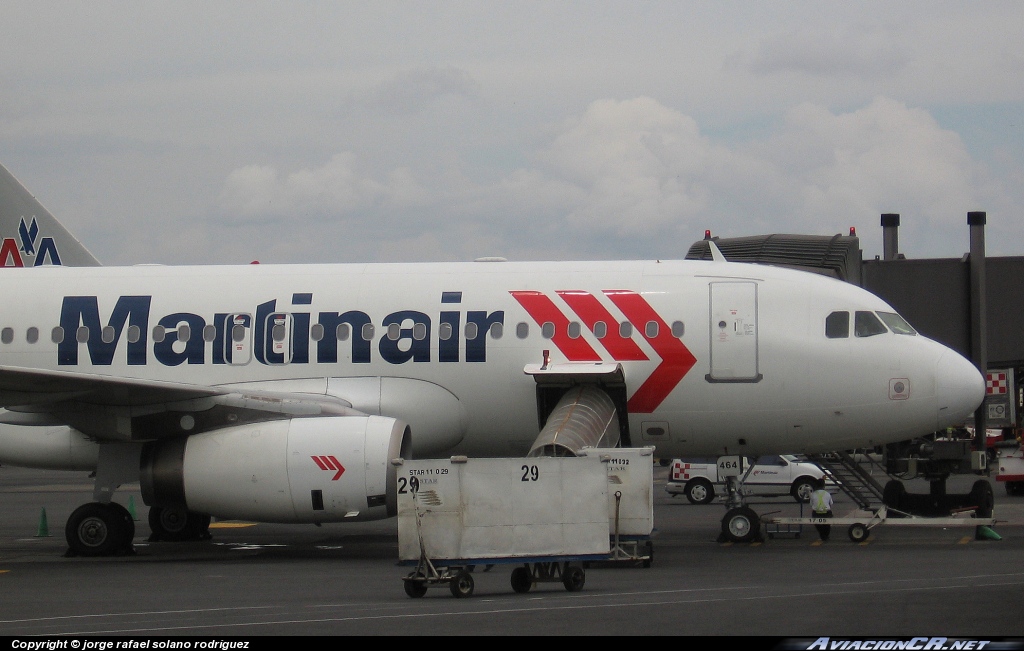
935,350 -> 986,430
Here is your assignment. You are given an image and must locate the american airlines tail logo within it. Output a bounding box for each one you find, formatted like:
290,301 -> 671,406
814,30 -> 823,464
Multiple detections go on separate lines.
510,290 -> 697,413
311,455 -> 346,480
0,217 -> 63,267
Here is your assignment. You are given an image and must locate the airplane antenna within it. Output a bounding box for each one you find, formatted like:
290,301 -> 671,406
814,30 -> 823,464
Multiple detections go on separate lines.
707,240 -> 726,263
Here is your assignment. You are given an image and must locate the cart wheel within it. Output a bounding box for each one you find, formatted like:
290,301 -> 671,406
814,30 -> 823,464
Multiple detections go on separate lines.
642,541 -> 654,568
404,577 -> 428,598
449,570 -> 474,598
510,566 -> 532,593
847,523 -> 869,543
562,566 -> 586,592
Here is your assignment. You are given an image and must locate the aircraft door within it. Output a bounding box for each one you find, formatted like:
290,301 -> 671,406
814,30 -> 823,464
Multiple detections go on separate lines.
264,312 -> 293,365
707,281 -> 761,382
224,313 -> 252,365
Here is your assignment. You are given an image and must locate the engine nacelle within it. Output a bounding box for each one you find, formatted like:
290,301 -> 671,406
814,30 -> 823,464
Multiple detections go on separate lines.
141,415 -> 410,523
0,424 -> 98,470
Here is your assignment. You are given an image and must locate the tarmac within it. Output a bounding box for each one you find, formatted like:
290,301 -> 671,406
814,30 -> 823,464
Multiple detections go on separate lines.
2,463 -> 1023,638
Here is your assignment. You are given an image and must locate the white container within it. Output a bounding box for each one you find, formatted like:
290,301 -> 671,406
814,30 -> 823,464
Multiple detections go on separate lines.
397,455 -> 611,562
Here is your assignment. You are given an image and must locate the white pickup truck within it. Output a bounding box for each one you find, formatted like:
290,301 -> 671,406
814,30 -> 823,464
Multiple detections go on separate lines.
666,455 -> 827,504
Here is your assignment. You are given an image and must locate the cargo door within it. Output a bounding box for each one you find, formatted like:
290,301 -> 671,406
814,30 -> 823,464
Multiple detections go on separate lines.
707,281 -> 761,382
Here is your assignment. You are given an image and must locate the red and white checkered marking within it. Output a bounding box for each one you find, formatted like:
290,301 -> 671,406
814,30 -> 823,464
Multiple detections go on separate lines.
987,372 -> 1008,395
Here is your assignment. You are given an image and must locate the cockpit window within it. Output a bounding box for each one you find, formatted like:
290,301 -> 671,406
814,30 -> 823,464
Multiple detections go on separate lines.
854,311 -> 888,337
825,311 -> 850,339
877,311 -> 917,335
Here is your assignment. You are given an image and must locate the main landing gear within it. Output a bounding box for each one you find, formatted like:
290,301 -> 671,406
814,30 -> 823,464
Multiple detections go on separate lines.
148,506 -> 212,542
65,502 -> 136,557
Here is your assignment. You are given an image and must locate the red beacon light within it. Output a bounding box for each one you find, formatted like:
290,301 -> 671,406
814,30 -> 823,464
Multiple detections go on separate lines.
704,230 -> 712,240
849,227 -> 857,236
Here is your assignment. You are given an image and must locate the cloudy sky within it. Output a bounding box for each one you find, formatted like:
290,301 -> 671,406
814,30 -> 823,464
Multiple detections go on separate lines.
1,1 -> 1022,265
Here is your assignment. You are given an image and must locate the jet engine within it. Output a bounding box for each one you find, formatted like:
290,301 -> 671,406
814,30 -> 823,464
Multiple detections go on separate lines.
141,415 -> 410,523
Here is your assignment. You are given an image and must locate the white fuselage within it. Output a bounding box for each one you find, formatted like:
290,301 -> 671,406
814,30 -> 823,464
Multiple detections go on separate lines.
0,258 -> 984,460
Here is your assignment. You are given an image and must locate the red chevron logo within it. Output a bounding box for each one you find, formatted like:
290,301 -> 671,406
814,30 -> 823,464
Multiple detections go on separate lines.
311,455 -> 346,480
510,290 -> 697,413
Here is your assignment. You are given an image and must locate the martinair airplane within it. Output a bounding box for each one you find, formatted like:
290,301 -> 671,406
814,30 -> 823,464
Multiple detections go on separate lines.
0,162 -> 985,555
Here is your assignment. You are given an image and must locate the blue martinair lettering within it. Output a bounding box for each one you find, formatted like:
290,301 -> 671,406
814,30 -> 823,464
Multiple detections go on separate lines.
56,292 -> 505,367
466,310 -> 503,362
58,296 -> 151,365
439,291 -> 461,362
379,311 -> 431,364
316,311 -> 371,363
153,312 -> 206,366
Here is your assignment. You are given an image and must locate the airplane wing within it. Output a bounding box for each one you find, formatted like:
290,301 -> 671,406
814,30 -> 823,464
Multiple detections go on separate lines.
0,365 -> 359,440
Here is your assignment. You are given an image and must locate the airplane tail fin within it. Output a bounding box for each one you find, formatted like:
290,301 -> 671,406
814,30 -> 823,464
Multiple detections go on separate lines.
0,163 -> 101,267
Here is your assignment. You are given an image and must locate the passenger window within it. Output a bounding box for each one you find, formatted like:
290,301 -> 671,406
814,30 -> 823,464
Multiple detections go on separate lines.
619,322 -> 633,338
671,321 -> 685,338
489,322 -> 503,339
567,322 -> 581,339
541,322 -> 555,339
51,327 -> 64,344
26,327 -> 38,344
360,323 -> 374,341
413,323 -> 427,341
77,326 -> 90,343
854,311 -> 888,337
645,321 -> 659,338
593,321 -> 607,339
272,324 -> 286,342
101,325 -> 115,344
387,323 -> 401,341
152,325 -> 166,343
1,327 -> 12,344
516,322 -> 529,339
203,325 -> 217,342
127,325 -> 141,344
310,324 -> 325,341
336,324 -> 350,341
825,311 -> 850,339
178,324 -> 191,342
439,322 -> 453,341
464,323 -> 478,340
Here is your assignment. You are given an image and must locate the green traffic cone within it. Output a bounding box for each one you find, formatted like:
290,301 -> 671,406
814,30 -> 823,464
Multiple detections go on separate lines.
36,507 -> 50,537
975,525 -> 1002,541
128,495 -> 138,521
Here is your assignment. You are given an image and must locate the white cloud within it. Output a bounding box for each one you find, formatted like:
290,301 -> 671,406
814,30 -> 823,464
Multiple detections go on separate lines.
214,96 -> 995,261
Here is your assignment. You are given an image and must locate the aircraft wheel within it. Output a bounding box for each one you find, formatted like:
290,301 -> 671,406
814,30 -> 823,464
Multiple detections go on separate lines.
404,574 -> 428,598
562,566 -> 586,592
882,480 -> 907,515
969,480 -> 994,518
685,479 -> 715,505
721,507 -> 760,543
510,566 -> 532,593
149,506 -> 210,541
791,477 -> 817,503
105,502 -> 136,553
66,503 -> 128,557
449,570 -> 474,598
847,523 -> 869,543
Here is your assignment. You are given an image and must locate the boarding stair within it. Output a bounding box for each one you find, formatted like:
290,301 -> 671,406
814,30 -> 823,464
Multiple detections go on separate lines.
806,451 -> 888,510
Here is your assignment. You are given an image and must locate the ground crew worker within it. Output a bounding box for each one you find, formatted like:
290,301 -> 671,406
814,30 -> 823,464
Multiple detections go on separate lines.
810,478 -> 834,541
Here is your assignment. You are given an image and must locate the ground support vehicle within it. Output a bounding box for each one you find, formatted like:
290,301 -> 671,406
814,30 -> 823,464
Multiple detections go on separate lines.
995,440 -> 1024,496
762,504 -> 997,543
396,449 -> 653,597
666,455 -> 826,504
